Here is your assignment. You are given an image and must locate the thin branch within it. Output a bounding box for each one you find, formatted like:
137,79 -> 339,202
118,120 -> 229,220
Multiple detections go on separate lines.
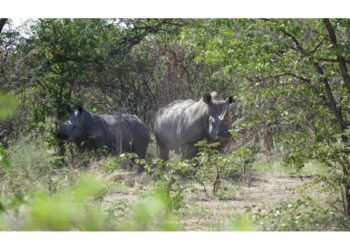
310,40 -> 324,54
323,18 -> 350,94
280,29 -> 309,56
279,27 -> 324,57
317,57 -> 350,63
313,62 -> 347,130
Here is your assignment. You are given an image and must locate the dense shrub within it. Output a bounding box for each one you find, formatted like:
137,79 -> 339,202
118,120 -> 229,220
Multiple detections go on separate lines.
248,195 -> 350,231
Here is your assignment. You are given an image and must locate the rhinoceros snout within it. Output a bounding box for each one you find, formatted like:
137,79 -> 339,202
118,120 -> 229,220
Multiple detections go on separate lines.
209,132 -> 219,141
56,130 -> 69,140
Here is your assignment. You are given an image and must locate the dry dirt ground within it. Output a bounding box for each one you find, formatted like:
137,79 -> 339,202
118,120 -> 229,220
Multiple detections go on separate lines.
102,168 -> 311,230
181,174 -> 308,230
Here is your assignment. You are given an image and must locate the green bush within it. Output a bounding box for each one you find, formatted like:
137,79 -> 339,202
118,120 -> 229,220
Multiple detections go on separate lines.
195,140 -> 256,194
248,196 -> 350,231
101,157 -> 121,172
0,134 -> 60,197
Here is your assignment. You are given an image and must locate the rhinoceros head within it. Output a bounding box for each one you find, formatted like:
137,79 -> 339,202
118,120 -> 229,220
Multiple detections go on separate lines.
57,106 -> 92,142
202,92 -> 234,141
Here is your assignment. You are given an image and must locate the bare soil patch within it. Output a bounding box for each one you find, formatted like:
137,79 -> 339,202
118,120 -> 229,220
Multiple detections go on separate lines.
102,169 -> 310,230
181,174 -> 308,230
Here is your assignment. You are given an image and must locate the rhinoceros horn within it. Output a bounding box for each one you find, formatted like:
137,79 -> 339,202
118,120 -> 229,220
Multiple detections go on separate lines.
219,104 -> 228,121
219,97 -> 233,121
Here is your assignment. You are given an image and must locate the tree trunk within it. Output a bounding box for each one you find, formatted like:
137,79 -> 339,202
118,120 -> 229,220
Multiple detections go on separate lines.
342,183 -> 350,215
280,19 -> 350,215
322,19 -> 350,215
312,62 -> 350,215
0,18 -> 7,33
263,124 -> 274,153
55,82 -> 68,156
323,19 -> 350,95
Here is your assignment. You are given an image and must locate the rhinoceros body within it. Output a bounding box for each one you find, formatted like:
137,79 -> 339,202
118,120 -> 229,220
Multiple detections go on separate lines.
154,92 -> 233,160
57,107 -> 150,158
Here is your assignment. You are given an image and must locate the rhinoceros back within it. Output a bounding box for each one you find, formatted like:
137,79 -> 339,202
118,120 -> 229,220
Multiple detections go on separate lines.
86,112 -> 150,158
154,99 -> 196,151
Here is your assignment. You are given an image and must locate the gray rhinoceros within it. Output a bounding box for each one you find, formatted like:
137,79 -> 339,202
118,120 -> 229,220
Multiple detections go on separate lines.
154,92 -> 233,160
57,107 -> 150,158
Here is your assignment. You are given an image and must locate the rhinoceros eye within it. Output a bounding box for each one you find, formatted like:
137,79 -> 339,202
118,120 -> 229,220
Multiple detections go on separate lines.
209,117 -> 215,125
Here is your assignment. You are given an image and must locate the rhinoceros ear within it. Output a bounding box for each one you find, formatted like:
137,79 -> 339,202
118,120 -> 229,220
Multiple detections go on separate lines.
77,106 -> 84,114
202,92 -> 212,104
228,96 -> 234,104
64,104 -> 72,114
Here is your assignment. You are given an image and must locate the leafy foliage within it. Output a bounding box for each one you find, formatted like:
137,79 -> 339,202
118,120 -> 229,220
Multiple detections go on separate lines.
195,140 -> 255,194
181,18 -> 350,214
2,18 -> 350,230
0,93 -> 18,121
248,195 -> 350,231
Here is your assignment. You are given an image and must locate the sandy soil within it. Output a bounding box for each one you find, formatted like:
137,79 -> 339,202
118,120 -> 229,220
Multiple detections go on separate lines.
181,174 -> 308,230
102,169 -> 310,230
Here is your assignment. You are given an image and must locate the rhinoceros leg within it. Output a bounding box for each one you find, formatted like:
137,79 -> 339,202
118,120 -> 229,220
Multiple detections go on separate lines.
156,136 -> 169,160
181,143 -> 198,159
159,146 -> 169,160
134,141 -> 147,159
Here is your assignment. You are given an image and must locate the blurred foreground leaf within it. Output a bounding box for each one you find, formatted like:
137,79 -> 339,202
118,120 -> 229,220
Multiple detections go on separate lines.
122,185 -> 181,231
0,93 -> 18,121
24,174 -> 108,231
0,93 -> 17,169
0,148 -> 10,168
231,216 -> 255,231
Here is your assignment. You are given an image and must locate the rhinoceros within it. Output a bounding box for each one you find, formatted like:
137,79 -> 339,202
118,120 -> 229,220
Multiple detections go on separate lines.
154,92 -> 233,160
57,107 -> 150,158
